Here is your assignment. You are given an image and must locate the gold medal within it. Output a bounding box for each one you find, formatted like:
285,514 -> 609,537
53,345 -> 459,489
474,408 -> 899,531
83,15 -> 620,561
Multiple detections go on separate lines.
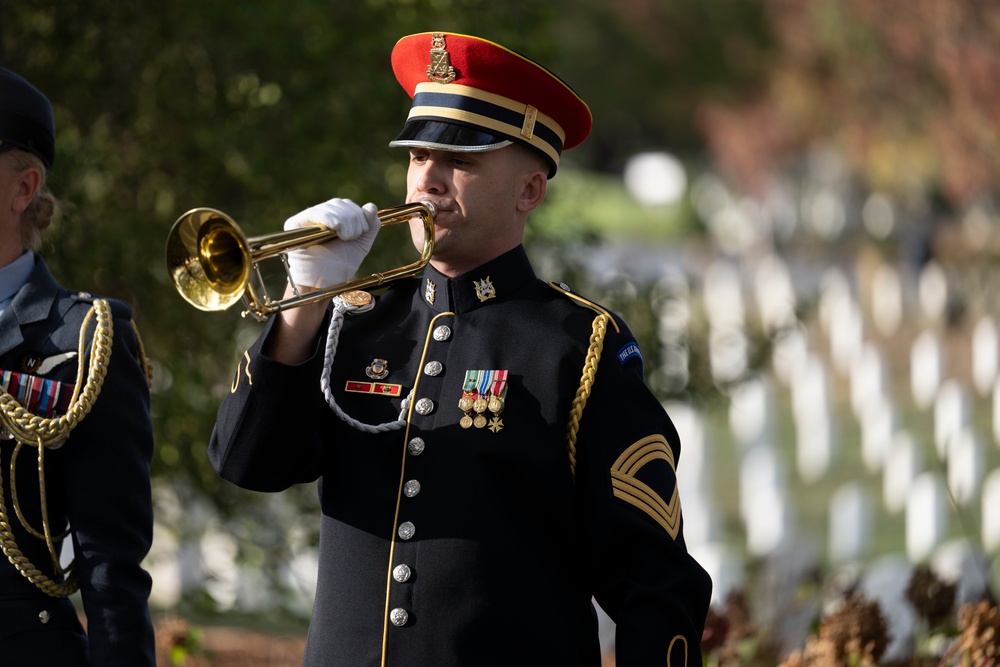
458,394 -> 475,412
488,395 -> 503,414
473,396 -> 488,413
473,414 -> 487,428
460,414 -> 474,429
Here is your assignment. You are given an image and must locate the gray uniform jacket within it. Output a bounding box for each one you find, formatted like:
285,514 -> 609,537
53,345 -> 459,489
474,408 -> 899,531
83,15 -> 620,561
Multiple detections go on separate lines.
0,255 -> 155,667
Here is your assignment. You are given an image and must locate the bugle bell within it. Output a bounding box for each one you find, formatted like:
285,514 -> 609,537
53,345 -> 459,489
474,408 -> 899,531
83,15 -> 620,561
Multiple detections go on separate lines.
165,201 -> 435,320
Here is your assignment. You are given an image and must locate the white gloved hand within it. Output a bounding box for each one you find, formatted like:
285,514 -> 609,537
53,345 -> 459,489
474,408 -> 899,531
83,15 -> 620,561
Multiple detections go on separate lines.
283,198 -> 380,289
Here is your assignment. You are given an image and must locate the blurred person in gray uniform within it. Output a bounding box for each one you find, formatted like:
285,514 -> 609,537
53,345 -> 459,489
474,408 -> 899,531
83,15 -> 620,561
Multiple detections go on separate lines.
0,67 -> 156,666
210,31 -> 711,667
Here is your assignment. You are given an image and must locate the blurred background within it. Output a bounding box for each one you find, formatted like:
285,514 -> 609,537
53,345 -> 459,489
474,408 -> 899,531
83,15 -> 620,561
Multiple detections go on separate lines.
3,0 -> 1000,664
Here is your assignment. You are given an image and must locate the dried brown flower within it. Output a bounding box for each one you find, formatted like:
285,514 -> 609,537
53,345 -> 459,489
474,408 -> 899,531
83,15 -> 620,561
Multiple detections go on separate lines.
945,599 -> 1000,667
818,591 -> 889,665
904,565 -> 956,630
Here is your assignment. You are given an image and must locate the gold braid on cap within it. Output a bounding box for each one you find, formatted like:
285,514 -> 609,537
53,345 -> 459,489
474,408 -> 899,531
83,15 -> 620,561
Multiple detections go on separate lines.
565,314 -> 608,480
0,299 -> 126,597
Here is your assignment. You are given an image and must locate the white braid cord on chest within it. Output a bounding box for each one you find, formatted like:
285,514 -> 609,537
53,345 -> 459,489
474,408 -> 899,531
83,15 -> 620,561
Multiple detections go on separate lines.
319,296 -> 412,433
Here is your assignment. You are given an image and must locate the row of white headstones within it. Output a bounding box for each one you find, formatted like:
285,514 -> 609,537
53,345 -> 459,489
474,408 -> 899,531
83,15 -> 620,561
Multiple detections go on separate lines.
667,252 -> 999,617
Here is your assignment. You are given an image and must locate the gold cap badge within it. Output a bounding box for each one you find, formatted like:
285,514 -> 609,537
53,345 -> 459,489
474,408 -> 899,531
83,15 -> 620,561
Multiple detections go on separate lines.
427,33 -> 457,84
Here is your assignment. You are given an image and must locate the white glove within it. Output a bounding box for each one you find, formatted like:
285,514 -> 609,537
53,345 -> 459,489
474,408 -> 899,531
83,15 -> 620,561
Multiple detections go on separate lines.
283,198 -> 380,289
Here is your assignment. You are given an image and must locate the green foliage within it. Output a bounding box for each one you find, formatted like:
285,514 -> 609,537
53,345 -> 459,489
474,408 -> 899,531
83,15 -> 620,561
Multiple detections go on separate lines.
1,0 -> 780,615
1,0 -> 561,495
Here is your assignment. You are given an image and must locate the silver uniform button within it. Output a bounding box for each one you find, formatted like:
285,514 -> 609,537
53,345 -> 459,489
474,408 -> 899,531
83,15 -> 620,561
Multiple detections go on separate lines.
424,360 -> 443,376
415,398 -> 434,415
404,480 -> 421,497
398,521 -> 415,540
38,610 -> 50,624
393,564 -> 412,582
390,607 -> 409,626
408,437 -> 425,456
433,325 -> 452,341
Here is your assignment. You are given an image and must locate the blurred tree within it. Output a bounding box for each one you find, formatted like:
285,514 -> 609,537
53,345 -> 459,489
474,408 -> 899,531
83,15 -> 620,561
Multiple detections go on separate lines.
0,0 -> 783,614
0,0 -> 559,496
697,0 -> 1000,210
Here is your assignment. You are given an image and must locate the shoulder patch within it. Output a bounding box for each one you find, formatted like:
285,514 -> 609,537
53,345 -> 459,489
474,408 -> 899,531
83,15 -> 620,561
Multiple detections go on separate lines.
546,282 -> 621,334
617,341 -> 642,367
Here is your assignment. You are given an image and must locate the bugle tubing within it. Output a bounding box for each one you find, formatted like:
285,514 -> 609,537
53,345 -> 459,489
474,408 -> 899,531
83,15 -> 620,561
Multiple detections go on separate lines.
165,201 -> 436,320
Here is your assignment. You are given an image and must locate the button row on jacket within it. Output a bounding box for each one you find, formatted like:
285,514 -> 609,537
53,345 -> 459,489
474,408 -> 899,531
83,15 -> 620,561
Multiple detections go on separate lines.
390,325 -> 451,631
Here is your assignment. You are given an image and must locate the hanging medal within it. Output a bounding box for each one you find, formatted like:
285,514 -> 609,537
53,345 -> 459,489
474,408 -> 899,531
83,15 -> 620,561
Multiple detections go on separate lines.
473,370 -> 493,428
459,370 -> 478,428
487,370 -> 508,415
486,370 -> 508,433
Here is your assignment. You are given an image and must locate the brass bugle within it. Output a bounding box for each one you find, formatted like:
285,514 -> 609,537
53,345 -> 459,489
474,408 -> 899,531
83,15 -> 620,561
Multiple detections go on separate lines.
165,201 -> 436,320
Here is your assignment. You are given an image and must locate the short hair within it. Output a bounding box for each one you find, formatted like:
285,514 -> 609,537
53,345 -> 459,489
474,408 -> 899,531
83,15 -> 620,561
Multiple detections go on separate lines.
2,149 -> 56,251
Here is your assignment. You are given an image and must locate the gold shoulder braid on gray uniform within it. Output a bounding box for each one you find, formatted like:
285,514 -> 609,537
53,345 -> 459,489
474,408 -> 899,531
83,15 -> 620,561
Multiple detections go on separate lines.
0,299 -> 119,597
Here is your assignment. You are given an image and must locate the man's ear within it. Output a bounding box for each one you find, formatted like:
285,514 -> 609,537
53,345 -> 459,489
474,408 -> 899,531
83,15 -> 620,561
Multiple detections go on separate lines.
516,170 -> 547,214
11,167 -> 42,215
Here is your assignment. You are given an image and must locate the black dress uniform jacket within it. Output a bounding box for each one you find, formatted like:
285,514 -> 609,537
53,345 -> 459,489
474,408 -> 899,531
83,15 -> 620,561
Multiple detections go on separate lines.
0,256 -> 155,666
211,245 -> 711,667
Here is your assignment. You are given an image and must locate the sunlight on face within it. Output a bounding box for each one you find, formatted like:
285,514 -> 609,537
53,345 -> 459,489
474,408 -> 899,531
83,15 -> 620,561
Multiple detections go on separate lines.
405,146 -> 545,276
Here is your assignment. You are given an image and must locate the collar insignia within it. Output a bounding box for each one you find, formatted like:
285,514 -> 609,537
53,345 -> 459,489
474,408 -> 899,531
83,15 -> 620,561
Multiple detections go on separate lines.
425,279 -> 436,305
474,276 -> 496,302
427,33 -> 457,84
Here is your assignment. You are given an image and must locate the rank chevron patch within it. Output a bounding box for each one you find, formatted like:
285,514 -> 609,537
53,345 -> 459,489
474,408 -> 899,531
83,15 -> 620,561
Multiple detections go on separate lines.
610,434 -> 681,540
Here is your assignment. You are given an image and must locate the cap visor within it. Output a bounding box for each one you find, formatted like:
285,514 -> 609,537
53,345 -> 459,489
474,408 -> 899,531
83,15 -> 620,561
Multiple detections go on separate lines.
389,119 -> 512,152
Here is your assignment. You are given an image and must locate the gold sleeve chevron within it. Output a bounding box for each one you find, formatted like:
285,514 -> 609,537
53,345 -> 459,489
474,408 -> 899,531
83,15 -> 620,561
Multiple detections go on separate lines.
610,434 -> 681,540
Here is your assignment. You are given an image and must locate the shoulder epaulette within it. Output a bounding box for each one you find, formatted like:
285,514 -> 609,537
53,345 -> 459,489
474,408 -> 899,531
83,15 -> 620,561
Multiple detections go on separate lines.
70,292 -> 133,319
546,282 -> 620,333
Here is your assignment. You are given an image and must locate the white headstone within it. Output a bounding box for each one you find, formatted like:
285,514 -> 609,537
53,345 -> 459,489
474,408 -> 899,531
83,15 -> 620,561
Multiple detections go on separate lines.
860,396 -> 897,473
883,431 -> 923,515
665,401 -> 709,499
911,330 -> 945,410
790,354 -> 832,423
729,377 -> 774,450
992,377 -> 1000,448
934,380 -> 970,460
201,529 -> 240,610
744,485 -> 792,557
147,522 -> 182,609
688,542 -> 746,608
709,325 -> 748,385
860,554 -> 916,662
828,295 -> 864,375
972,316 -> 999,396
946,428 -> 984,506
739,443 -> 786,524
754,253 -> 797,334
918,260 -> 949,323
906,473 -> 949,562
870,263 -> 903,337
703,260 -> 745,330
818,267 -> 852,336
772,324 -> 811,387
796,410 -> 835,483
829,483 -> 872,564
681,488 -> 721,549
850,343 -> 888,419
982,468 -> 1000,552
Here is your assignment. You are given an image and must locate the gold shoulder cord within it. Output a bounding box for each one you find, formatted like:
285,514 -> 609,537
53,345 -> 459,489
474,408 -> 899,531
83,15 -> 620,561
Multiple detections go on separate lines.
0,299 -> 116,597
565,313 -> 608,481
